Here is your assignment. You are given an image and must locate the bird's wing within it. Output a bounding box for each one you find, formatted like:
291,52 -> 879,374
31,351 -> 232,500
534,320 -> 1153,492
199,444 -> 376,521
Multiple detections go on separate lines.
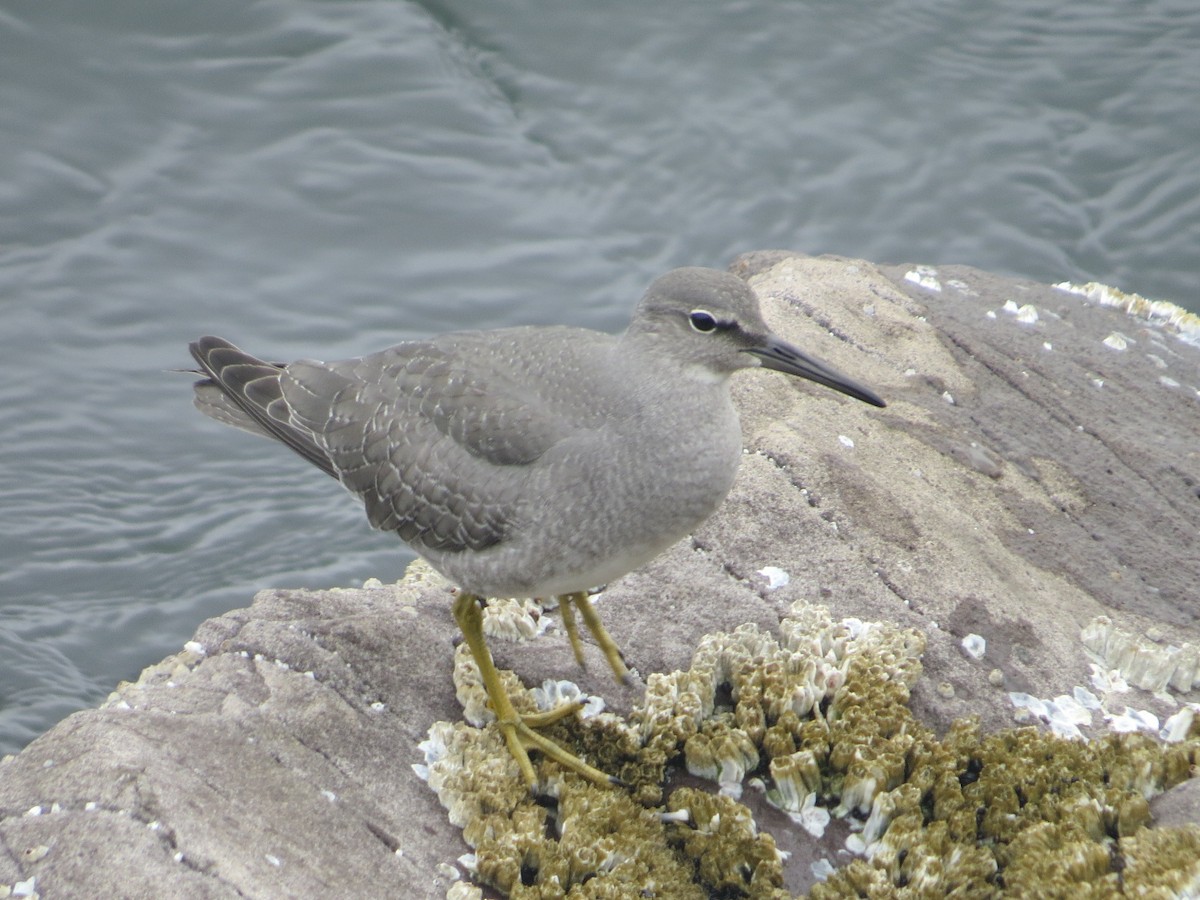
279,332 -> 589,553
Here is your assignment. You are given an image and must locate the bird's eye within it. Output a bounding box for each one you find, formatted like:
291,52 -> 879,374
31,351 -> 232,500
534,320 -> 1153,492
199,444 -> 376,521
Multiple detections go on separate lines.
689,310 -> 718,333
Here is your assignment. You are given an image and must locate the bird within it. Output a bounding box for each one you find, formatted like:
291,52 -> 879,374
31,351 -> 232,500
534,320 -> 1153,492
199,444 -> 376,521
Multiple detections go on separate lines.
188,266 -> 885,789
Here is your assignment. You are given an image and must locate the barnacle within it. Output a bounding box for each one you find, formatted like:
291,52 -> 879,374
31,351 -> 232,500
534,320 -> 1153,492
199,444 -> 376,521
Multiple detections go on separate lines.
416,585 -> 1200,897
666,788 -> 787,896
684,715 -> 760,794
1082,615 -> 1200,694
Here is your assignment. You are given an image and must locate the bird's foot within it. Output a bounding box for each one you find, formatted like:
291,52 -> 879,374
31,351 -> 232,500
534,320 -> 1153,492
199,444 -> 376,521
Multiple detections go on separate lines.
453,591 -> 620,790
496,708 -> 619,789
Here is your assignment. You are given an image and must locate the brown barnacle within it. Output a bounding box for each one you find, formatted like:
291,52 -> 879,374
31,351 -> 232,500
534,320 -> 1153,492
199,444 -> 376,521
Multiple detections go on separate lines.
761,717 -> 797,759
633,670 -> 702,745
1001,821 -> 1116,894
665,787 -> 784,894
837,738 -> 917,821
826,718 -> 871,777
1098,732 -> 1166,799
545,779 -> 702,895
465,806 -> 558,893
766,749 -> 823,814
683,657 -> 720,718
809,858 -> 889,898
793,715 -> 833,761
748,656 -> 787,711
877,734 -> 915,788
882,819 -> 952,889
858,806 -> 915,867
480,597 -> 546,642
897,742 -> 940,811
734,705 -> 767,748
771,654 -> 829,720
1063,796 -> 1106,843
472,821 -> 556,894
729,662 -> 777,748
525,842 -> 573,894
432,601 -> 1200,897
730,619 -> 780,656
690,625 -> 774,707
827,668 -> 916,738
939,715 -> 983,758
451,642 -> 498,727
1118,824 -> 1200,894
684,715 -> 760,792
929,767 -> 975,837
552,709 -> 651,794
1163,741 -> 1200,786
423,722 -> 530,838
836,754 -> 889,818
857,783 -> 906,852
901,820 -> 997,893
778,602 -> 836,655
975,782 -> 1021,845
624,728 -> 684,806
873,630 -> 927,688
1116,793 -> 1152,837
554,785 -> 630,883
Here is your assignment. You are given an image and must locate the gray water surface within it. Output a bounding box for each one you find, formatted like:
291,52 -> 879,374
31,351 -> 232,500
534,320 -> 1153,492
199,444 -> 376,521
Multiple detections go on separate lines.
2,0 -> 1198,754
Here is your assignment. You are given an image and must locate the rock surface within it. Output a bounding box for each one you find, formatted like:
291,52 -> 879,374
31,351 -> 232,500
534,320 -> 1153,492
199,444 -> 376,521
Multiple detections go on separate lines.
2,254 -> 1198,898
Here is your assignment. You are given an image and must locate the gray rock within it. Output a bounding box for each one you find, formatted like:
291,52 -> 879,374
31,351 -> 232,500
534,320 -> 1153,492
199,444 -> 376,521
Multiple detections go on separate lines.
3,254 -> 1198,897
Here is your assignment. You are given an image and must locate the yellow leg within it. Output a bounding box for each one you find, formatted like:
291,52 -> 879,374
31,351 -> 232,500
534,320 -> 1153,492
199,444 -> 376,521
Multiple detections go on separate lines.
452,591 -> 618,789
561,591 -> 630,684
558,592 -> 587,668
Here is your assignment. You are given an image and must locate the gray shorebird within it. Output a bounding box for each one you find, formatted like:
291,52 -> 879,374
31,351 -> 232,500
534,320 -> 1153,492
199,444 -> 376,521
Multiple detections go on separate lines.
189,267 -> 885,788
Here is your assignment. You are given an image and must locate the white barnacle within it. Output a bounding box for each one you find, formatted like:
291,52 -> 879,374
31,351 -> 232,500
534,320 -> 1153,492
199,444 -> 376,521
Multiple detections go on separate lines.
757,566 -> 789,590
1044,694 -> 1092,739
1161,706 -> 1198,743
904,266 -> 942,292
531,679 -> 597,716
961,634 -> 986,660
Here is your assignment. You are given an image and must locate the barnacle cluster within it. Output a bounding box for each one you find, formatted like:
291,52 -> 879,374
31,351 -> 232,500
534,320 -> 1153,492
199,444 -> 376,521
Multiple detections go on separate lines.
816,721 -> 1200,897
1082,615 -> 1200,695
418,597 -> 1200,898
1055,281 -> 1200,347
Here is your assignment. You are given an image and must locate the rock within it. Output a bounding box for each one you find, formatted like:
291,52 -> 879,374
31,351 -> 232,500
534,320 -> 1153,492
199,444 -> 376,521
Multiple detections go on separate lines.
2,254 -> 1198,897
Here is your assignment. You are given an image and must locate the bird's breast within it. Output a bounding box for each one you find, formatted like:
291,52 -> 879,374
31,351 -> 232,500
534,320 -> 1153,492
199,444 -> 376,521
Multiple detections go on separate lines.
586,383 -> 743,531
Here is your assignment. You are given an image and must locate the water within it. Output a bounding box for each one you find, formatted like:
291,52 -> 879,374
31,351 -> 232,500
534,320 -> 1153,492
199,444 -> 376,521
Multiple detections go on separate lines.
2,0 -> 1198,755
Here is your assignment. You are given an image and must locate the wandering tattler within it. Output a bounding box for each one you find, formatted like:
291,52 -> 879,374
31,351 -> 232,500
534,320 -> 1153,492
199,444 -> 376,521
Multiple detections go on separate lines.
189,267 -> 885,788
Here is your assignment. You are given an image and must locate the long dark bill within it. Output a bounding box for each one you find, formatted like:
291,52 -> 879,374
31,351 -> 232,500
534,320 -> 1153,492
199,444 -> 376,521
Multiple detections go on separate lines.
745,336 -> 886,408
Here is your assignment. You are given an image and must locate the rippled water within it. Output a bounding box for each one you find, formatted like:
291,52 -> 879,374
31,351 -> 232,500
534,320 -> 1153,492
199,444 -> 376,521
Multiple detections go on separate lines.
2,0 -> 1198,754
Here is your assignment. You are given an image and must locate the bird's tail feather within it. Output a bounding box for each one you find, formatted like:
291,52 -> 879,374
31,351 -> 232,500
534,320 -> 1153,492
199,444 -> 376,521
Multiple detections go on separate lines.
189,336 -> 337,478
